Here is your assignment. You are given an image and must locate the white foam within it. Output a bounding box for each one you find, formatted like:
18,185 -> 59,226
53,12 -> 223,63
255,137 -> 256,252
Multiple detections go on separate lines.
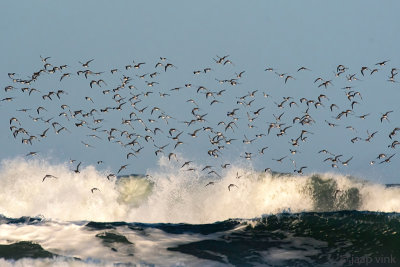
0,157 -> 127,222
0,221 -> 222,267
0,258 -> 113,267
0,157 -> 399,224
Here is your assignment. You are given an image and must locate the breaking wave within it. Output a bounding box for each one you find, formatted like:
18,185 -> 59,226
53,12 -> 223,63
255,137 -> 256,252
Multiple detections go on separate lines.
0,157 -> 399,224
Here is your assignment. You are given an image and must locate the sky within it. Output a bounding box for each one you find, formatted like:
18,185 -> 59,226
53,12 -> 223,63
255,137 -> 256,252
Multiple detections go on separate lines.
0,1 -> 400,183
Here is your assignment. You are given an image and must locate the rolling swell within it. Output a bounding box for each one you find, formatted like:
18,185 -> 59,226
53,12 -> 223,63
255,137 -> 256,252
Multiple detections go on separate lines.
168,211 -> 400,266
0,211 -> 399,265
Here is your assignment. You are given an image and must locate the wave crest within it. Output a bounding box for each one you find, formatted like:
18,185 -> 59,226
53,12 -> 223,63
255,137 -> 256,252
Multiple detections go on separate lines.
0,157 -> 399,223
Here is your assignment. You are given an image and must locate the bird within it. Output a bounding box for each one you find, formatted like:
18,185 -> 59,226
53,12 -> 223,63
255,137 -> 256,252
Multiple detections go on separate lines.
235,71 -> 245,78
228,184 -> 238,191
126,152 -> 136,159
117,164 -> 129,174
42,174 -> 58,182
341,157 -> 353,166
285,75 -> 295,83
389,128 -> 400,139
379,154 -> 395,164
376,154 -> 386,161
375,60 -> 389,66
79,59 -> 94,68
294,166 -> 307,174
273,156 -> 287,163
297,66 -> 311,72
85,96 -> 94,103
107,174 -> 116,180
134,62 -> 146,69
181,161 -> 193,168
60,73 -> 71,81
357,113 -> 370,120
36,107 -> 47,114
81,141 -> 95,148
360,66 -> 369,76
164,63 -> 176,72
259,147 -> 268,154
380,111 -> 393,123
324,154 -> 343,163
91,187 -> 100,193
40,55 -> 51,63
74,162 -> 82,173
365,130 -> 378,142
388,140 -> 400,149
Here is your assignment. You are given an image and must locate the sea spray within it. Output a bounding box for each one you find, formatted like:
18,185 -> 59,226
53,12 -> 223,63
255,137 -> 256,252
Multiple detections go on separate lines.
0,157 -> 399,224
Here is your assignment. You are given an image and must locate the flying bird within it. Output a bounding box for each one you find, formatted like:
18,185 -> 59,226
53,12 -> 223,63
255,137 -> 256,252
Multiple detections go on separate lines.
42,174 -> 58,182
79,59 -> 94,68
228,184 -> 238,191
91,187 -> 100,193
74,162 -> 82,173
117,164 -> 129,174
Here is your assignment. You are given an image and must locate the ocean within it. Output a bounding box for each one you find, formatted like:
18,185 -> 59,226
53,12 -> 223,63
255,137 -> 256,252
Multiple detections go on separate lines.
0,158 -> 399,266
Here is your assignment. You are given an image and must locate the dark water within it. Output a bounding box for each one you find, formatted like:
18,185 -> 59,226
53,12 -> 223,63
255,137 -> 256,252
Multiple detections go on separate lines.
0,211 -> 399,266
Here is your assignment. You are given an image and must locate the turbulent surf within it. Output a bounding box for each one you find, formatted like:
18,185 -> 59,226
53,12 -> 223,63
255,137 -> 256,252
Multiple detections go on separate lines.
0,158 -> 399,266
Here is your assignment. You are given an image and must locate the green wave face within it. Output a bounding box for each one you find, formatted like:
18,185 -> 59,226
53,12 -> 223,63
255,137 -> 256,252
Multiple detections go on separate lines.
306,175 -> 361,211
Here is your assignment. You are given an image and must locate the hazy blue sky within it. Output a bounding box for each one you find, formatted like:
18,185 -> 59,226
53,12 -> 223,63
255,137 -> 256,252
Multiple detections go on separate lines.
1,1 -> 400,183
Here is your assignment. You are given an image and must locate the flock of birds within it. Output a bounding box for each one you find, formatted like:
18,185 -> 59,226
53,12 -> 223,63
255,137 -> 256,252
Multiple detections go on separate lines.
2,55 -> 399,192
